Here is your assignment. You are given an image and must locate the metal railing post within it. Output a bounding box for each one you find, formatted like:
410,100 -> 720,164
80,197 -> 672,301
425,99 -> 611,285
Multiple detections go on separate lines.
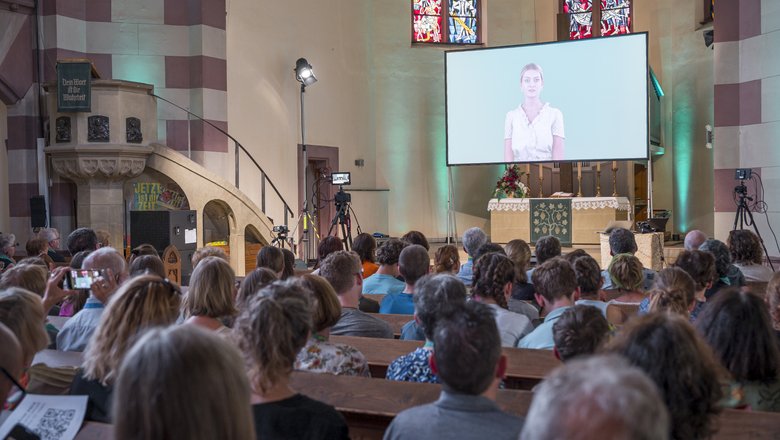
235,141 -> 240,189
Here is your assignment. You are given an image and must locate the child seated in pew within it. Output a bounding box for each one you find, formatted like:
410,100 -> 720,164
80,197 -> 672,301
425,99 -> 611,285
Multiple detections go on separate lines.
643,267 -> 696,318
380,245 -> 429,315
362,239 -> 407,296
551,305 -> 610,362
233,280 -> 349,440
72,275 -> 182,423
517,258 -> 576,350
384,301 -> 523,440
521,355 -> 669,440
387,274 -> 468,383
295,274 -> 369,376
570,255 -> 608,316
505,239 -> 539,320
113,325 -> 254,440
472,253 -> 534,347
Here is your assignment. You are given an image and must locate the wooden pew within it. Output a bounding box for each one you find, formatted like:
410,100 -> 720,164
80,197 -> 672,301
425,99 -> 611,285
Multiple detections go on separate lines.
367,313 -> 411,338
289,371 -> 779,440
330,335 -> 560,389
363,293 -> 385,305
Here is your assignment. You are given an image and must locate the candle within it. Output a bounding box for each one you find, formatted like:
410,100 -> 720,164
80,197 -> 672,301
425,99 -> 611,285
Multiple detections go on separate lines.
597,162 -> 601,172
539,164 -> 543,179
577,162 -> 582,179
526,164 -> 530,175
612,160 -> 617,170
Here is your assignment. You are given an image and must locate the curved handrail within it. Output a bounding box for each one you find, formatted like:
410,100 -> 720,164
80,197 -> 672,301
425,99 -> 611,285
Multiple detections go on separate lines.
151,93 -> 295,224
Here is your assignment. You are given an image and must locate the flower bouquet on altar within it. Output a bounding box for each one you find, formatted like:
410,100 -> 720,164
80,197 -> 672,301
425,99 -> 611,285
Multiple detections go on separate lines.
494,165 -> 528,199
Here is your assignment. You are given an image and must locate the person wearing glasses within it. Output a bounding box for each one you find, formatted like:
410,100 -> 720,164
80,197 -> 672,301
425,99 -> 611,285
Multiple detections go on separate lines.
70,275 -> 182,422
37,228 -> 65,263
0,233 -> 17,273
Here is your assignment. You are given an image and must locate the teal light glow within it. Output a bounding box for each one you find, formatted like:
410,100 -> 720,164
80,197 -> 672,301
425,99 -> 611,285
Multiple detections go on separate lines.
649,68 -> 664,98
673,94 -> 693,232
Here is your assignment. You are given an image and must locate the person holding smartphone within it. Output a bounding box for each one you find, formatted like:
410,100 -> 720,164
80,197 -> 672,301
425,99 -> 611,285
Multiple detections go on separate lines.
504,63 -> 565,162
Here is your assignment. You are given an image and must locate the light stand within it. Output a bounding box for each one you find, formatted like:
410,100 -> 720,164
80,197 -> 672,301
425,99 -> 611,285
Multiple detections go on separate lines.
290,58 -> 319,264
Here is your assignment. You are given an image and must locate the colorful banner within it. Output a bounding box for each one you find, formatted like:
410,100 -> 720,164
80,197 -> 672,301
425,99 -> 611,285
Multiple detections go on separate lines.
133,183 -> 188,211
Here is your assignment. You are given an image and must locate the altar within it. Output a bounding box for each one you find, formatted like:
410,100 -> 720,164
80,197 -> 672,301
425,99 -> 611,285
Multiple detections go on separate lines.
488,197 -> 631,245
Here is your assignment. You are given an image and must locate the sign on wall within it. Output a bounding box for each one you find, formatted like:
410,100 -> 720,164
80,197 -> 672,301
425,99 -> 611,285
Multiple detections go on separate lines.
133,182 -> 188,211
57,61 -> 92,112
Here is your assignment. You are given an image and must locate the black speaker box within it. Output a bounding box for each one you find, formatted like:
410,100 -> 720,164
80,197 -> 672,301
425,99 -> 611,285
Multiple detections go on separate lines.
30,196 -> 47,228
130,210 -> 197,284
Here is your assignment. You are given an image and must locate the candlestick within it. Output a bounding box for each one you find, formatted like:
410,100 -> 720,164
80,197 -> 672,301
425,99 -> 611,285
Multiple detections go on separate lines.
611,161 -> 619,197
596,162 -> 601,173
596,164 -> 602,197
538,164 -> 544,198
577,162 -> 582,179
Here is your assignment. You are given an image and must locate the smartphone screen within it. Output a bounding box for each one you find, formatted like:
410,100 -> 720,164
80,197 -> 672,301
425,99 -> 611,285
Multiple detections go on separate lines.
68,270 -> 102,289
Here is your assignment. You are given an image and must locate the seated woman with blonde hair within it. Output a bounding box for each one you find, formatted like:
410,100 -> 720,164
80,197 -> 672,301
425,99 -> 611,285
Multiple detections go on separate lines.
0,287 -> 49,394
182,256 -> 236,337
113,325 -> 254,440
234,280 -> 349,440
71,275 -> 182,422
604,253 -> 647,304
295,274 -> 369,376
641,266 -> 696,317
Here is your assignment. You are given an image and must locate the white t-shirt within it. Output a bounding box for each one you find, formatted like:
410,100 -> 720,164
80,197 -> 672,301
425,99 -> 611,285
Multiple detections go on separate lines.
504,103 -> 565,161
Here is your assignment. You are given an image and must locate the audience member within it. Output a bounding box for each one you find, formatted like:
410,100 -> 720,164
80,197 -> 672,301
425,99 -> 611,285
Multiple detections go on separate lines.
25,238 -> 54,268
571,255 -> 607,315
605,253 -> 646,304
684,229 -> 708,251
113,325 -> 254,440
0,233 -> 16,273
191,246 -> 228,269
601,227 -> 655,290
433,244 -> 460,275
473,242 -> 505,264
233,280 -> 349,440
37,228 -> 65,262
526,235 -> 561,280
384,301 -> 523,440
521,355 -> 669,440
606,313 -> 722,440
768,273 -> 780,345
700,238 -> 745,299
380,244 -> 429,315
128,254 -> 165,278
95,230 -> 111,248
518,258 -> 576,349
388,274 -> 468,382
0,264 -> 70,340
0,323 -> 22,403
236,268 -> 278,309
456,227 -> 488,286
66,227 -> 99,254
562,248 -> 588,263
57,248 -> 129,351
58,250 -> 92,317
313,236 -> 344,271
696,288 -> 780,412
0,287 -> 48,368
362,238 -> 407,295
641,267 -> 696,317
280,248 -> 296,280
551,305 -> 610,362
295,274 -> 369,376
352,233 -> 379,278
402,230 -> 430,251
472,253 -> 533,346
129,244 -> 158,262
256,245 -> 285,276
182,256 -> 236,337
672,250 -> 716,321
505,240 -> 537,314
728,229 -> 774,282
321,251 -> 393,338
73,275 -> 182,422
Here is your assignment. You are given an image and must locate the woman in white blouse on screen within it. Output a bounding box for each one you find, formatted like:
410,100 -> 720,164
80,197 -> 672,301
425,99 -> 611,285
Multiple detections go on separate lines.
504,63 -> 565,162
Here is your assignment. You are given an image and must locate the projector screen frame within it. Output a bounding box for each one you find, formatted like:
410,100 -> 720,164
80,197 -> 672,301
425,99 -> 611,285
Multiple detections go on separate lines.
444,32 -> 650,167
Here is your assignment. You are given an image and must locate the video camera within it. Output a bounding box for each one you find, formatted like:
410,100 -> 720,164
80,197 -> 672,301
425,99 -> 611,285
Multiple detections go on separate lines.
273,225 -> 289,234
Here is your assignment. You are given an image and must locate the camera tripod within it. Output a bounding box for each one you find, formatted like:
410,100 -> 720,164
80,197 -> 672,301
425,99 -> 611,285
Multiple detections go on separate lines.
733,181 -> 775,270
270,228 -> 290,249
328,186 -> 353,250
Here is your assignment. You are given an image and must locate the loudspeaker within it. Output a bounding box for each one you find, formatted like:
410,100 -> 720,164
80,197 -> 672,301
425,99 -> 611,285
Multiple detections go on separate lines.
130,210 -> 197,283
30,196 -> 47,228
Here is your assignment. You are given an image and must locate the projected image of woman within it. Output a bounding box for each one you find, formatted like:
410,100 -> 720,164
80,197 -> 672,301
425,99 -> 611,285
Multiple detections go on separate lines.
504,63 -> 565,162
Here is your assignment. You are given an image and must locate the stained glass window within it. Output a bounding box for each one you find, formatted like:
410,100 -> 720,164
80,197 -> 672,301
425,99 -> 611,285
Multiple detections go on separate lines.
413,0 -> 480,45
562,0 -> 631,40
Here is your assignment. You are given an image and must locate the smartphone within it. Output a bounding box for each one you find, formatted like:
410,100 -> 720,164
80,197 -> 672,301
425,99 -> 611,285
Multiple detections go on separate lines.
65,269 -> 102,290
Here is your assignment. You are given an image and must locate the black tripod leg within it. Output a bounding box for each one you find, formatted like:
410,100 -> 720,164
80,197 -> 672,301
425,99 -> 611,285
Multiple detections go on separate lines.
743,207 -> 776,271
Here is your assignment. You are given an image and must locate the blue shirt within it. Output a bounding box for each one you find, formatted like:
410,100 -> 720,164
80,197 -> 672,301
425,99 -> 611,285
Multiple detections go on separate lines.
362,273 -> 405,295
456,258 -> 474,286
56,296 -> 105,352
400,320 -> 425,341
516,306 -> 572,350
601,268 -> 656,291
379,292 -> 415,315
575,299 -> 608,317
386,346 -> 438,383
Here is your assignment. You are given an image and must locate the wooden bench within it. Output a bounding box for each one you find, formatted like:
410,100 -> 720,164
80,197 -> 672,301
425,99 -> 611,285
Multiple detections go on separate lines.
367,313 -> 411,338
363,293 -> 386,304
330,335 -> 560,390
289,370 -> 780,440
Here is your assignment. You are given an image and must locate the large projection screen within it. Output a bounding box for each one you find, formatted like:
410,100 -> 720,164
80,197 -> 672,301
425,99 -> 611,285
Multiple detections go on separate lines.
446,33 -> 648,166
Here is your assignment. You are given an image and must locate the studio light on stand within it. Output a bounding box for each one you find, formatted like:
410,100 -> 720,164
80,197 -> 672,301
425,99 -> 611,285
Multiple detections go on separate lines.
293,58 -> 318,265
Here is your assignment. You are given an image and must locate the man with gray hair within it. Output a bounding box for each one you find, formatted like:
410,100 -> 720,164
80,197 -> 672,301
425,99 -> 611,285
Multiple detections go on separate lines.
456,227 -> 487,286
57,247 -> 130,351
38,228 -> 65,262
684,229 -> 707,251
520,355 -> 669,440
